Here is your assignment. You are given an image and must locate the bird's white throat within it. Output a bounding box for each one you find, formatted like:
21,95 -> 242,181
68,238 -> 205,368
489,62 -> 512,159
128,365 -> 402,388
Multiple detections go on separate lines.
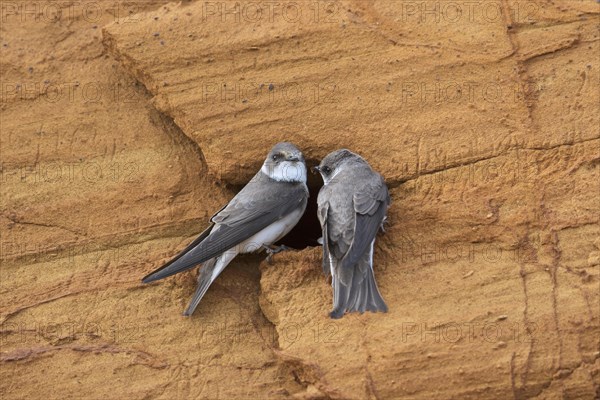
262,161 -> 307,183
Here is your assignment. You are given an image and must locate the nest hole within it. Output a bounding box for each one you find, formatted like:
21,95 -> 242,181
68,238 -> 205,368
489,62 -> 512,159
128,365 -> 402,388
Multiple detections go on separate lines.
275,171 -> 323,250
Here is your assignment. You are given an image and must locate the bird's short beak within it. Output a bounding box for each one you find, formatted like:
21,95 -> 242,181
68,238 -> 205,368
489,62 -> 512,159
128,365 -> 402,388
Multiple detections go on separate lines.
311,166 -> 320,174
286,152 -> 302,162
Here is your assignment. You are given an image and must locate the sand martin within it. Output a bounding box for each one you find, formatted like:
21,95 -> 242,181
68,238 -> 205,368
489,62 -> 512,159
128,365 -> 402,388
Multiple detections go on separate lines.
313,149 -> 389,319
143,142 -> 308,316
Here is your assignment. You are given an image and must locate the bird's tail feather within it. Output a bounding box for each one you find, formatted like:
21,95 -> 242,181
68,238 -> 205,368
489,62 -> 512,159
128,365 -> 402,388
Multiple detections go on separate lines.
330,265 -> 387,319
183,249 -> 238,316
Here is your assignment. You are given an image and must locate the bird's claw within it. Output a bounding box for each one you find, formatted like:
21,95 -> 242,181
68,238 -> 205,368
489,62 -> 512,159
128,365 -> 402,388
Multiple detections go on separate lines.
262,244 -> 291,264
380,216 -> 389,234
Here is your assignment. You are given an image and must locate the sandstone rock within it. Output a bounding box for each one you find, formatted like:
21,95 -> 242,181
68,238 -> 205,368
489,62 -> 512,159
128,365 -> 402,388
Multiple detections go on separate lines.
1,1 -> 598,399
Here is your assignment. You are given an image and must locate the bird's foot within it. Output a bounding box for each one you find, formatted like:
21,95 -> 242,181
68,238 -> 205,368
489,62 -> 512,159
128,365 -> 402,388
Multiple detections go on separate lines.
329,308 -> 344,319
380,216 -> 389,234
262,244 -> 291,264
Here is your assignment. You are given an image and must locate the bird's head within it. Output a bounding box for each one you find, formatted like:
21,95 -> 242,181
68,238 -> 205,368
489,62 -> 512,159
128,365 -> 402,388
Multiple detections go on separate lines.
261,142 -> 307,183
311,149 -> 363,185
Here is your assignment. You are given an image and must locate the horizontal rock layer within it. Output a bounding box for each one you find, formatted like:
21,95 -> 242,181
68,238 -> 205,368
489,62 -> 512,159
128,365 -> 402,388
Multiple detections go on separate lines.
1,1 -> 598,399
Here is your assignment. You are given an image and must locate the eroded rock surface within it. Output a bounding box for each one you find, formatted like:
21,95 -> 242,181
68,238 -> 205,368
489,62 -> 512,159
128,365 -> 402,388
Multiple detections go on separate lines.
2,1 -> 599,399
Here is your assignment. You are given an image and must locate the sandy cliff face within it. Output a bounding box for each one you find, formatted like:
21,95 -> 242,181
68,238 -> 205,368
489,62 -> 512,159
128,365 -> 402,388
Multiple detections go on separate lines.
1,1 -> 599,399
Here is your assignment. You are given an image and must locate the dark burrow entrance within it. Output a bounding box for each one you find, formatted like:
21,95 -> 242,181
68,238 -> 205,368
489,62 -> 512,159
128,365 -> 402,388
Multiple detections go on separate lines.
274,170 -> 323,249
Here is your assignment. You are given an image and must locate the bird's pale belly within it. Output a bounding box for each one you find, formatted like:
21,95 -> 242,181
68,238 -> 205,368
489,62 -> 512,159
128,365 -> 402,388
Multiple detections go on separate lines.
237,207 -> 304,253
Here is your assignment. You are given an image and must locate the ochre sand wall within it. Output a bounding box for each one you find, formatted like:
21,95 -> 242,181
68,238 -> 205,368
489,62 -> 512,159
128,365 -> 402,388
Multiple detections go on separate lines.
1,1 -> 599,399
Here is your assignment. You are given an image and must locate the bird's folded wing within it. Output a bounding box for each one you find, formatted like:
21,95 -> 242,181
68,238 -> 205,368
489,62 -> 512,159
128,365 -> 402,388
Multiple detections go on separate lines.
317,201 -> 332,275
142,180 -> 307,283
142,223 -> 214,283
340,175 -> 390,272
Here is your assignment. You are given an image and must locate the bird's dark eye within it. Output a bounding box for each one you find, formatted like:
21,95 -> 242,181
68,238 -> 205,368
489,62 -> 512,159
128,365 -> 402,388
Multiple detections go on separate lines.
322,166 -> 332,175
272,154 -> 279,161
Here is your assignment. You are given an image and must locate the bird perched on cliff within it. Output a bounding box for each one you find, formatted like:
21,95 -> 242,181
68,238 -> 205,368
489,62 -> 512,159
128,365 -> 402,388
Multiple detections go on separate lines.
313,149 -> 389,319
142,142 -> 308,316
